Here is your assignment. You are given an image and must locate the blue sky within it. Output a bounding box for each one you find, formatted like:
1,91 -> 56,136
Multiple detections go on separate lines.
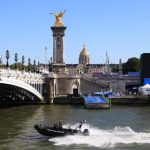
0,0 -> 150,65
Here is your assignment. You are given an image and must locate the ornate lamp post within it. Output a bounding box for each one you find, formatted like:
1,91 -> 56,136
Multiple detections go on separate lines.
37,61 -> 40,73
14,53 -> 18,69
49,57 -> 53,72
45,46 -> 47,69
22,56 -> 25,70
33,59 -> 36,72
28,58 -> 31,71
0,55 -> 2,65
6,49 -> 10,67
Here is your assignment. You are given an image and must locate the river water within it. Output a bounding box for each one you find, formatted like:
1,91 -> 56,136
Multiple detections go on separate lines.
0,105 -> 150,150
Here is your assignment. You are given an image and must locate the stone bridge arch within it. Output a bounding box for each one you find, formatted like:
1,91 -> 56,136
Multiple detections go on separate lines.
0,78 -> 44,104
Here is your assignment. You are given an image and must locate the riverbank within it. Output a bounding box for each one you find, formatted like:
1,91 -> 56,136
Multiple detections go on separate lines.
111,96 -> 150,105
0,95 -> 150,108
53,96 -> 84,105
0,101 -> 46,108
53,95 -> 150,106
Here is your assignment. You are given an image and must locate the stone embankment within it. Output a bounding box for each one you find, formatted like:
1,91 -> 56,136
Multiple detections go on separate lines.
53,95 -> 150,106
111,96 -> 150,105
53,96 -> 84,105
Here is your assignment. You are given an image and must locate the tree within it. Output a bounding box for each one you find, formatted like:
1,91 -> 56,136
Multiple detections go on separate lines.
122,57 -> 140,74
10,63 -> 26,70
111,65 -> 119,72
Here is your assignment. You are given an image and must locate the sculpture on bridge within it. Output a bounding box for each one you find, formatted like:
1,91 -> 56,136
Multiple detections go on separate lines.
50,10 -> 66,26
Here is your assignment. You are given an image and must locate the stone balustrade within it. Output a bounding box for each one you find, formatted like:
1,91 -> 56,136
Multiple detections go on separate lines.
0,68 -> 44,95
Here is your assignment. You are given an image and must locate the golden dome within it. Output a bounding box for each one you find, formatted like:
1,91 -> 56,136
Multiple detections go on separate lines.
79,45 -> 89,57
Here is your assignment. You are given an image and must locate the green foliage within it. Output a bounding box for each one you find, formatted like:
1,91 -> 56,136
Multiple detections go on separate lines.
10,63 -> 26,70
0,62 -> 37,72
122,57 -> 140,74
9,63 -> 34,72
0,64 -> 5,68
111,65 -> 119,72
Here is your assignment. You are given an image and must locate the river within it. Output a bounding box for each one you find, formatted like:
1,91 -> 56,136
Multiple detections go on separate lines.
0,105 -> 150,150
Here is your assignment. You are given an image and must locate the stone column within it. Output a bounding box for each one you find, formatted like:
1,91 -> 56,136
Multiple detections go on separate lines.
51,26 -> 67,64
49,80 -> 54,103
40,84 -> 42,94
53,35 -> 57,63
62,35 -> 65,63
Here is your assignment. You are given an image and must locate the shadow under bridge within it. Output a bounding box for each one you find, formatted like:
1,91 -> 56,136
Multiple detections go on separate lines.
0,78 -> 45,105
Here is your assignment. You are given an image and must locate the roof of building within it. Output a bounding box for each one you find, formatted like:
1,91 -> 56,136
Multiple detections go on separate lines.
79,45 -> 89,57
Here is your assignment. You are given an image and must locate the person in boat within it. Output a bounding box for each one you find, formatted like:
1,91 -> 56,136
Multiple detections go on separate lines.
53,120 -> 63,130
58,120 -> 63,129
68,126 -> 73,133
58,120 -> 62,126
78,122 -> 82,130
53,123 -> 57,130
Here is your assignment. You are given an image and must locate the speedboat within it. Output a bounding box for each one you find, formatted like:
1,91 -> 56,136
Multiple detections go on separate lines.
34,123 -> 89,137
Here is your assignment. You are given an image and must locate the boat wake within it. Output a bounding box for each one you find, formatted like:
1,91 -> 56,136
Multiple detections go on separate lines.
48,123 -> 150,148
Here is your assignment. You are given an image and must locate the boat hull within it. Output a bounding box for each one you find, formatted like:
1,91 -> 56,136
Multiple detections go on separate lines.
34,124 -> 80,137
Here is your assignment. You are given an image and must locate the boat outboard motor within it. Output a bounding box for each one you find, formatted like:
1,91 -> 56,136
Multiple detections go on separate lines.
83,129 -> 89,136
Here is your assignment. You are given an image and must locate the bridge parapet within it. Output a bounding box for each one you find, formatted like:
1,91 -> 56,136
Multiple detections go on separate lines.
0,68 -> 45,96
50,72 -> 81,79
0,68 -> 44,84
92,74 -> 140,80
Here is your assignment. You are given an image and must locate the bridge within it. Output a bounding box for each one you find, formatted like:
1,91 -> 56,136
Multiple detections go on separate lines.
0,68 -> 45,105
0,68 -> 141,105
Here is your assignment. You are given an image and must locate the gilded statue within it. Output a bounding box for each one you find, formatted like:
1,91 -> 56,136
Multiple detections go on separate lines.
51,10 -> 66,26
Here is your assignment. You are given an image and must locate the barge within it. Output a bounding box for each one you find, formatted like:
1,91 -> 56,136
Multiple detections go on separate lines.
84,96 -> 111,109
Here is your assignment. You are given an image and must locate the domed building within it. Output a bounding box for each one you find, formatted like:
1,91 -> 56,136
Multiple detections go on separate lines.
79,45 -> 90,65
66,45 -> 106,74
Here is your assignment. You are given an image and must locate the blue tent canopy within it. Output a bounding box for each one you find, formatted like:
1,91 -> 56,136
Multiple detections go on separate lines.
85,96 -> 107,103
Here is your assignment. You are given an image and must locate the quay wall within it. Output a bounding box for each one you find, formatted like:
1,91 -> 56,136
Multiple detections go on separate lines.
53,95 -> 150,106
53,96 -> 84,105
111,96 -> 150,105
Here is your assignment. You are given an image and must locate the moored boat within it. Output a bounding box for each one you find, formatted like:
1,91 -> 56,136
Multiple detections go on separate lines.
84,96 -> 111,109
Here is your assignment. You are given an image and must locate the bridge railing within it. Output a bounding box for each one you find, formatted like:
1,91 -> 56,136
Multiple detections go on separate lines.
0,68 -> 44,95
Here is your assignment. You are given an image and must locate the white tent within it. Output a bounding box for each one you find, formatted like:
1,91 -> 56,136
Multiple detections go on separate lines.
139,84 -> 150,95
